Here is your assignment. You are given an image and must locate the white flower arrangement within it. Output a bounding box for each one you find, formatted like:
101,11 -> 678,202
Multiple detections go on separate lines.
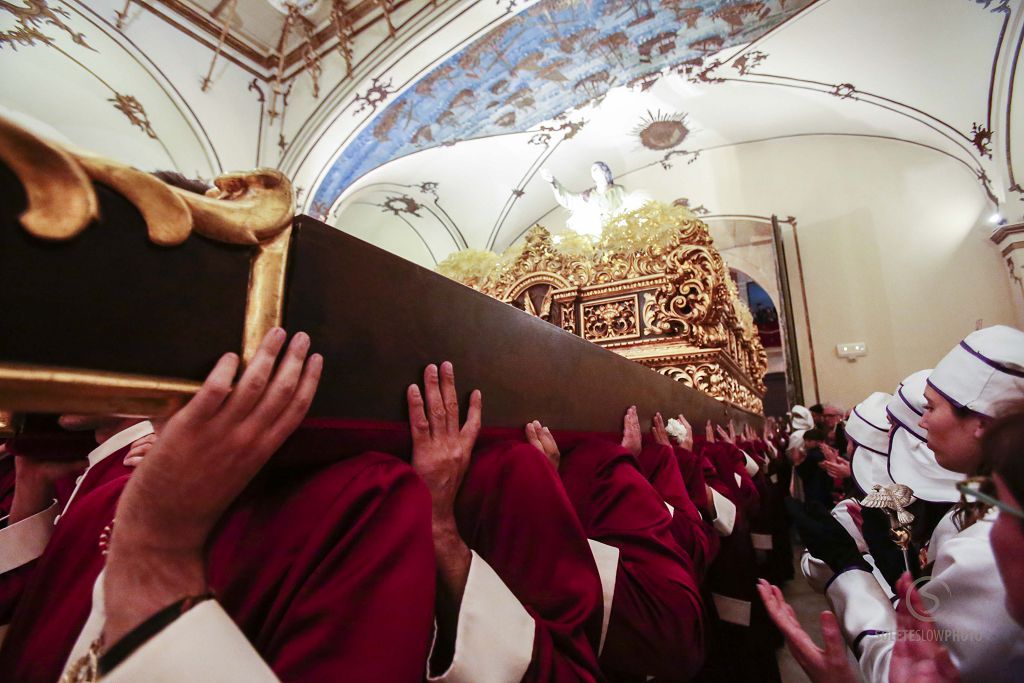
665,417 -> 689,445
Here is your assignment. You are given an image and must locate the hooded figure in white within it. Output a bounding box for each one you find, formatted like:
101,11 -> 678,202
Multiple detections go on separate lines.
820,326 -> 1024,682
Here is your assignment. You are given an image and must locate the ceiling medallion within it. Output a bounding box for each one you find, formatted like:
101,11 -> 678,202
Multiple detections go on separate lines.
264,0 -> 322,15
633,110 -> 689,150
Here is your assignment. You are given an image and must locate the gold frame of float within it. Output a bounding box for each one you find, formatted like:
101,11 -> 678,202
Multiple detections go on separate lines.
0,116 -> 293,424
443,205 -> 767,414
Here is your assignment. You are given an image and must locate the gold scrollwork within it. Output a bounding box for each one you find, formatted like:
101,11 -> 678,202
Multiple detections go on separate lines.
0,115 -> 295,247
582,297 -> 639,341
440,202 -> 766,413
0,113 -> 297,416
560,303 -> 577,334
657,363 -> 763,413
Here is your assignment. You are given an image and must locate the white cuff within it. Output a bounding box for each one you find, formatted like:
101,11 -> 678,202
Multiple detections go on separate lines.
750,533 -> 773,551
709,488 -> 736,537
0,502 -> 57,574
831,499 -> 868,553
800,551 -> 834,593
825,567 -> 895,680
428,551 -> 535,683
587,539 -> 620,656
743,453 -> 760,477
826,567 -> 895,640
101,601 -> 279,682
711,593 -> 751,626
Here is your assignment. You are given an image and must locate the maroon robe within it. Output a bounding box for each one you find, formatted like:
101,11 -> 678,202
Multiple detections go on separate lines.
558,439 -> 705,682
635,441 -> 718,579
741,439 -> 794,586
691,441 -> 780,683
0,442 -> 133,628
454,440 -> 605,682
0,452 -> 14,519
672,445 -> 712,513
0,450 -> 437,683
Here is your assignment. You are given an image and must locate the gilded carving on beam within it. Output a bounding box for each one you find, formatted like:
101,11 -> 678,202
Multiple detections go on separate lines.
560,303 -> 577,334
0,116 -> 295,246
486,227 -> 595,298
657,364 -> 763,414
0,112 -> 297,415
582,296 -> 639,342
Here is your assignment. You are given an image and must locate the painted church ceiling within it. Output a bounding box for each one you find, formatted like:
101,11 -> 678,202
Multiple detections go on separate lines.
311,0 -> 814,211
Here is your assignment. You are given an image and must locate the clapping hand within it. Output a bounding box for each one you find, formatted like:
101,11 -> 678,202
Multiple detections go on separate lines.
821,458 -> 851,479
819,445 -> 850,479
757,580 -> 857,683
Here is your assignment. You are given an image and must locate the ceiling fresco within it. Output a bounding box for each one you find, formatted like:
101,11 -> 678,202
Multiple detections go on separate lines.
311,0 -> 815,211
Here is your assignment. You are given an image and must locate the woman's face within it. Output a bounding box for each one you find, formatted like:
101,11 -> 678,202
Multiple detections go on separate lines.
992,475 -> 1024,627
921,385 -> 983,473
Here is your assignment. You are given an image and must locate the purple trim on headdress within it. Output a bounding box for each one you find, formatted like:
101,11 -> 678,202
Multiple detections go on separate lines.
850,448 -> 870,497
847,424 -> 888,455
852,405 -> 887,433
885,406 -> 926,442
886,430 -> 896,481
926,378 -> 966,410
960,341 -> 1024,378
897,386 -> 924,416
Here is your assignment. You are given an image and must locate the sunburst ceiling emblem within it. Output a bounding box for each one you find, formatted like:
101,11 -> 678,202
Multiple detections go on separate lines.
633,110 -> 690,150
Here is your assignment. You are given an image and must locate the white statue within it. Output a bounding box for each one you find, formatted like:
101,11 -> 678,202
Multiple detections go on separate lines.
541,161 -> 628,236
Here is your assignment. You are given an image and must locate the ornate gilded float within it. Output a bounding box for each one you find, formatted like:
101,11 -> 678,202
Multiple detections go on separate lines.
438,203 -> 767,414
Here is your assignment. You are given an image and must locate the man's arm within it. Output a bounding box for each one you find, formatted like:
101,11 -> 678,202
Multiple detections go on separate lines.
407,361 -> 480,669
93,328 -> 320,678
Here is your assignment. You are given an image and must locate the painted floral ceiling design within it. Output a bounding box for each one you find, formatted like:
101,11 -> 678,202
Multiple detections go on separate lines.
312,0 -> 814,210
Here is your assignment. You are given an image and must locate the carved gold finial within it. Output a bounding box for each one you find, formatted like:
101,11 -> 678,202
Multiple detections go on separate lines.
0,116 -> 98,240
180,169 -> 295,245
0,114 -> 295,247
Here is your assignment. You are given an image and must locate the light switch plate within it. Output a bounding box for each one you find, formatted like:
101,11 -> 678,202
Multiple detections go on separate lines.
836,342 -> 867,360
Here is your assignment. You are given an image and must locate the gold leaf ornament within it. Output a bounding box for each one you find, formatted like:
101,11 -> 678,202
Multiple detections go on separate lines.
434,201 -> 768,413
0,115 -> 98,240
0,114 -> 294,247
